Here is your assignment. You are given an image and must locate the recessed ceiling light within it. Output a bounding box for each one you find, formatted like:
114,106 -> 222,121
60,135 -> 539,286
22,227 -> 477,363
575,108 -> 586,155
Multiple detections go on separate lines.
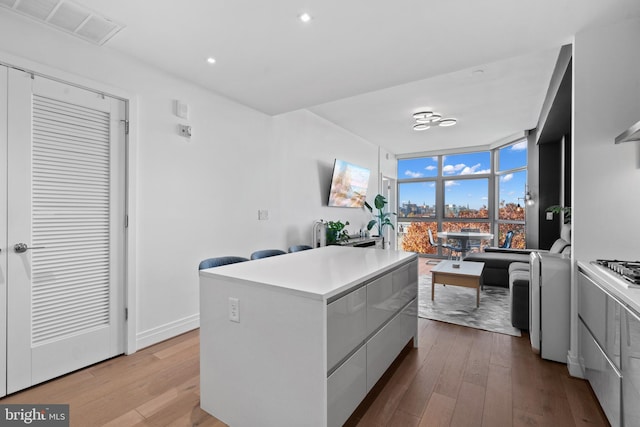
299,13 -> 312,23
206,57 -> 216,64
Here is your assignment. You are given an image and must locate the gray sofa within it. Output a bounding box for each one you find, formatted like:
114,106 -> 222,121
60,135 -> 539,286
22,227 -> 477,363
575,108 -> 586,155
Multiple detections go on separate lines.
463,251 -> 530,288
465,224 -> 571,329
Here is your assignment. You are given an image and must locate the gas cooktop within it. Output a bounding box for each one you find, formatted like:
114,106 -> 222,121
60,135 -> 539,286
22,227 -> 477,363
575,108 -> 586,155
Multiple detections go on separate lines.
594,259 -> 640,286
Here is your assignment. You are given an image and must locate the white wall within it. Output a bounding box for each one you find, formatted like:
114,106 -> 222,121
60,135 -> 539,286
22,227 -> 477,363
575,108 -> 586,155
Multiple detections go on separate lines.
570,16 -> 640,370
574,17 -> 640,263
379,147 -> 398,179
0,14 -> 382,349
274,110 -> 380,246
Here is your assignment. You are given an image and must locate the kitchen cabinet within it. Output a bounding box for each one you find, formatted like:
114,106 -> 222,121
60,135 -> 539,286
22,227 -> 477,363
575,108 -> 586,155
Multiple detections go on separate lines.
578,262 -> 640,426
622,306 -> 640,426
200,246 -> 418,427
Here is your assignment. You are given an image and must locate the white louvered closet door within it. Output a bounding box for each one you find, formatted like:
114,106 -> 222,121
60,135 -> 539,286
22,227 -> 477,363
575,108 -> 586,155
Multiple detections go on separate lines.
6,69 -> 125,394
0,66 -> 8,398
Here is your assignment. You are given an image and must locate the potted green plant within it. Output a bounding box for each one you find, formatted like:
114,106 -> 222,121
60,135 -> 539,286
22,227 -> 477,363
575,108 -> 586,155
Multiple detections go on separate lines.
364,194 -> 396,246
326,220 -> 350,244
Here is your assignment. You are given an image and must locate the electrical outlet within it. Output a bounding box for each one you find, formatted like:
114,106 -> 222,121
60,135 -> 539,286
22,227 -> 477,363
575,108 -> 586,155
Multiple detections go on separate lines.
228,297 -> 240,322
546,211 -> 554,220
178,124 -> 192,138
258,209 -> 269,220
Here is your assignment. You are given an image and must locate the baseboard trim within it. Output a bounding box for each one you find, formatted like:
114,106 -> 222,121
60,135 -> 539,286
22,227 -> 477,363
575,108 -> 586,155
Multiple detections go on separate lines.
566,351 -> 583,378
136,314 -> 200,350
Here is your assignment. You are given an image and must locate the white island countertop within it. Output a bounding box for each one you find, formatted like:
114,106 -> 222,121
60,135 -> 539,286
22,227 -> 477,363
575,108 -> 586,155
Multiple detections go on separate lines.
199,245 -> 417,301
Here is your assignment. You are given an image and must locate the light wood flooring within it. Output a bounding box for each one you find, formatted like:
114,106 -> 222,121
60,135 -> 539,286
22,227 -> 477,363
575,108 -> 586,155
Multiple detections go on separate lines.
1,260 -> 606,426
2,318 -> 608,427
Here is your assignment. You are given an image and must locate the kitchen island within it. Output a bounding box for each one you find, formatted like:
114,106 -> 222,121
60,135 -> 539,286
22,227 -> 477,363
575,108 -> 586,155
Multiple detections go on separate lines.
199,245 -> 418,427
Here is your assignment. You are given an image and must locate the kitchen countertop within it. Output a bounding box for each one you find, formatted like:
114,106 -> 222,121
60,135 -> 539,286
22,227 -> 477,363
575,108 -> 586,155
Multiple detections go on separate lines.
199,245 -> 417,301
578,261 -> 640,314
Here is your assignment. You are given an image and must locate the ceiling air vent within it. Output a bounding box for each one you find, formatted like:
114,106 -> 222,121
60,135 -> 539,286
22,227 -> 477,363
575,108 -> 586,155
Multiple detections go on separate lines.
0,0 -> 124,45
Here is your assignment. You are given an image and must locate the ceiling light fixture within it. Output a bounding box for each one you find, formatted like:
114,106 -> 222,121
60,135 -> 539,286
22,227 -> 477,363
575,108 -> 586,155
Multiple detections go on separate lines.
438,118 -> 457,127
206,57 -> 216,64
412,111 -> 457,130
299,12 -> 312,23
415,113 -> 441,124
412,111 -> 434,121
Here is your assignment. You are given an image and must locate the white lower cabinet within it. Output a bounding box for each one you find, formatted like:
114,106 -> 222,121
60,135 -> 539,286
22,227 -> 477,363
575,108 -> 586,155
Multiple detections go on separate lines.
366,298 -> 416,392
366,273 -> 395,335
326,259 -> 418,426
578,270 -> 621,367
622,306 -> 640,427
327,298 -> 417,427
327,287 -> 367,372
327,346 -> 367,427
579,318 -> 622,426
366,262 -> 417,337
577,266 -> 640,427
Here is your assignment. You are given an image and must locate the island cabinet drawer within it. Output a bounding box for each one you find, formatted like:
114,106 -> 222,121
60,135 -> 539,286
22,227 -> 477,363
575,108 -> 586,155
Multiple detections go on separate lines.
327,286 -> 367,372
578,271 -> 621,368
366,261 -> 418,336
366,298 -> 417,392
327,345 -> 366,427
392,261 -> 418,293
579,319 -> 621,427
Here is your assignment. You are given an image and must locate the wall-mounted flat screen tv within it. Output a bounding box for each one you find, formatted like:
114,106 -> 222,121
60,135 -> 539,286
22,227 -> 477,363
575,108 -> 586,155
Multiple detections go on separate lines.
327,159 -> 370,208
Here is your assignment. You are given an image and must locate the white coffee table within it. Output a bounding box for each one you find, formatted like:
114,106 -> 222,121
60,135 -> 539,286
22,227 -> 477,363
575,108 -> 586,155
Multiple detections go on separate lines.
431,260 -> 485,307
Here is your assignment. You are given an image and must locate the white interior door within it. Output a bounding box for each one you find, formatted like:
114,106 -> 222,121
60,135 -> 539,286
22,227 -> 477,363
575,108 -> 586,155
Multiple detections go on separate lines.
6,69 -> 126,394
0,65 -> 8,398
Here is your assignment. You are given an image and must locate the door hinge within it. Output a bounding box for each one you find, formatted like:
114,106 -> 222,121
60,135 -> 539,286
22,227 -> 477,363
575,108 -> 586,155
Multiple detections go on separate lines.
125,214 -> 129,228
125,308 -> 128,321
121,120 -> 129,135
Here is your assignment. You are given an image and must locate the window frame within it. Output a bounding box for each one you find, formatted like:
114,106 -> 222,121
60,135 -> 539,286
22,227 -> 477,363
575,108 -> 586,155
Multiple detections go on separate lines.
397,139 -> 527,255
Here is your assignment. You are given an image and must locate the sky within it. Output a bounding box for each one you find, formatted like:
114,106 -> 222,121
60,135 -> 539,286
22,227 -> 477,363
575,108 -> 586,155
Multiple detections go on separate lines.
398,141 -> 527,209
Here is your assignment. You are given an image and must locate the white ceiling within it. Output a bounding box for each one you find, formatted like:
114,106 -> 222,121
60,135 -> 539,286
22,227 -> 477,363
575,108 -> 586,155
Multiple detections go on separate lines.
31,0 -> 640,154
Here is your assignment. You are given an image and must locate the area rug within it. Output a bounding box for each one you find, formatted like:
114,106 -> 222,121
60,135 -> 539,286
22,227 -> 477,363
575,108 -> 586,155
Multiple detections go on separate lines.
418,274 -> 521,337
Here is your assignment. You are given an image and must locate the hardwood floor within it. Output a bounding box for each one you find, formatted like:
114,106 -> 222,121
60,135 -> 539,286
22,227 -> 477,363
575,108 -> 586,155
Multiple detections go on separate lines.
2,320 -> 608,427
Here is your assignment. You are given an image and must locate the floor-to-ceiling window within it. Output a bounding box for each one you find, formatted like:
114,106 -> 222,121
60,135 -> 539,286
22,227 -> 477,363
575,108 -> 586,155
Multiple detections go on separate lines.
495,140 -> 528,249
397,140 -> 527,256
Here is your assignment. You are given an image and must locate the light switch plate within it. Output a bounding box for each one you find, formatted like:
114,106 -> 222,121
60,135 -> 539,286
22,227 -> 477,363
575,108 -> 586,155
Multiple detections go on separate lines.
175,100 -> 189,119
546,211 -> 554,220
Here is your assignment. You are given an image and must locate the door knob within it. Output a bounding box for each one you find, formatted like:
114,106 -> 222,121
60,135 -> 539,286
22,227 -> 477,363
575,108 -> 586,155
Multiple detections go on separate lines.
14,243 -> 46,253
